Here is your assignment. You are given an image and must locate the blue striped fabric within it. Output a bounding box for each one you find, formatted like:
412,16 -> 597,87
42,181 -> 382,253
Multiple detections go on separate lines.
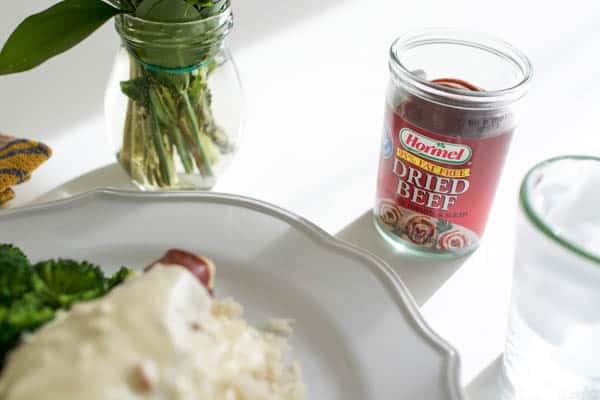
0,147 -> 50,161
0,135 -> 52,205
0,168 -> 26,184
0,139 -> 28,152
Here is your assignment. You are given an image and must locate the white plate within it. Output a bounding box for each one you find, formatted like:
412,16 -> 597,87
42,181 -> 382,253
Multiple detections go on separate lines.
0,190 -> 464,400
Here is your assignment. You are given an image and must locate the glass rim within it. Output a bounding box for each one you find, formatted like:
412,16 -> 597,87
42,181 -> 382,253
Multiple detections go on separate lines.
520,155 -> 600,264
115,5 -> 233,52
389,28 -> 533,109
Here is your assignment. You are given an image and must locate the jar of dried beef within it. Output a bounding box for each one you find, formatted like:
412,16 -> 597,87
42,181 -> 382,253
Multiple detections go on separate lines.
374,29 -> 532,258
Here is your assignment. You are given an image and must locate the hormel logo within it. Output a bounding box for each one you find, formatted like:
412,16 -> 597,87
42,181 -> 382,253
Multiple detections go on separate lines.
400,129 -> 472,165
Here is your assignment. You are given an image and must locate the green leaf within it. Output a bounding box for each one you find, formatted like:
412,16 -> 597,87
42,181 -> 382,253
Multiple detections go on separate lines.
149,70 -> 190,92
0,0 -> 126,75
120,77 -> 150,105
135,0 -> 227,22
185,0 -> 228,17
136,0 -> 200,21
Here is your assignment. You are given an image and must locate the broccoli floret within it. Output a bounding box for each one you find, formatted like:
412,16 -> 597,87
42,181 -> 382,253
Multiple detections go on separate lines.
0,293 -> 55,366
33,259 -> 108,308
0,244 -> 33,304
0,306 -> 17,366
0,244 -> 28,262
0,246 -> 136,365
7,293 -> 55,330
107,266 -> 135,291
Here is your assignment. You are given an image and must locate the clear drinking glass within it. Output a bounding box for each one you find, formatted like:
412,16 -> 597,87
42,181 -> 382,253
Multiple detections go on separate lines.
501,156 -> 600,400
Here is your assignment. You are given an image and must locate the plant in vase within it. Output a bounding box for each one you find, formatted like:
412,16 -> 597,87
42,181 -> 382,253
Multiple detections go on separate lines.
0,0 -> 242,190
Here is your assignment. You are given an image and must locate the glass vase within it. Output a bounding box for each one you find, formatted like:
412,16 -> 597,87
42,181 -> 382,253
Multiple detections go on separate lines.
104,7 -> 242,190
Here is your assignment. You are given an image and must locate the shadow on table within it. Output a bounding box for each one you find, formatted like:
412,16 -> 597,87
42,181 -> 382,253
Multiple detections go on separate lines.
335,210 -> 470,307
466,355 -> 504,400
33,163 -> 134,204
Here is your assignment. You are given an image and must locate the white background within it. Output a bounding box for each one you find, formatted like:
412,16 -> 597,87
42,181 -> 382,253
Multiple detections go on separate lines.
2,0 -> 600,389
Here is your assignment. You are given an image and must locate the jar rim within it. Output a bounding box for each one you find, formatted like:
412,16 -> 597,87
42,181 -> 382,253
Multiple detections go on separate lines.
389,28 -> 533,109
115,5 -> 233,69
116,5 -> 233,47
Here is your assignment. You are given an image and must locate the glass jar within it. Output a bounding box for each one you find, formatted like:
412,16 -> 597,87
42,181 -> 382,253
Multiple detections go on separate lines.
374,29 -> 532,258
105,6 -> 242,190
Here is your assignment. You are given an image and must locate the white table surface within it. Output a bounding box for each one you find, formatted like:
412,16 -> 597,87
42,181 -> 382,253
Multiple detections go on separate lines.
2,0 -> 600,395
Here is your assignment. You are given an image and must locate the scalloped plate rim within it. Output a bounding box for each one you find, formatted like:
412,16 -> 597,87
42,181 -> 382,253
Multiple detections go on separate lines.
0,188 -> 465,400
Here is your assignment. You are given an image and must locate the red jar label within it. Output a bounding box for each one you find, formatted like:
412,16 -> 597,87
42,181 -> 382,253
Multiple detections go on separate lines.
375,106 -> 513,252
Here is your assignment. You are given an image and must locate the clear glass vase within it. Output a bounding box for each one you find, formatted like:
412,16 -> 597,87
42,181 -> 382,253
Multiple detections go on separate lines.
104,7 -> 242,190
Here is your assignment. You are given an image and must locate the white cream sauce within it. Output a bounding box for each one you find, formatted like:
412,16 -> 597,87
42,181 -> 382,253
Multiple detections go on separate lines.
0,266 -> 304,400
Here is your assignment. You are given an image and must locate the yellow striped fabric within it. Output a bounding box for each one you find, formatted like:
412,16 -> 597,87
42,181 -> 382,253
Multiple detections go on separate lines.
0,134 -> 52,206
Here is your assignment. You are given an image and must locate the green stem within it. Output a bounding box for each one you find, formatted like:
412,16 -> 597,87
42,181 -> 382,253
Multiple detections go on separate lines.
179,115 -> 208,177
169,126 -> 194,173
197,90 -> 231,153
140,109 -> 156,187
119,59 -> 140,176
181,91 -> 214,177
129,103 -> 147,184
148,110 -> 174,187
190,66 -> 230,153
149,85 -> 195,174
120,101 -> 133,174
